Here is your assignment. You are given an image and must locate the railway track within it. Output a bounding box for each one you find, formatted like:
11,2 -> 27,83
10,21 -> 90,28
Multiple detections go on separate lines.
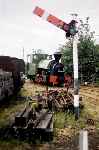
80,91 -> 98,101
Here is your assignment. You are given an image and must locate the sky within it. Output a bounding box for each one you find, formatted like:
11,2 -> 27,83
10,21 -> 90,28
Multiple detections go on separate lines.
0,0 -> 99,61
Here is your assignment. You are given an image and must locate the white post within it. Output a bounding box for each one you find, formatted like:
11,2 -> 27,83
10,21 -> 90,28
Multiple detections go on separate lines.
73,35 -> 79,120
79,130 -> 88,150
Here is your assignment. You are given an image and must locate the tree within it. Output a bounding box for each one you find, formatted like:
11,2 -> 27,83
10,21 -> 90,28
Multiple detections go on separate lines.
60,17 -> 97,83
61,39 -> 73,75
78,17 -> 96,82
94,44 -> 99,81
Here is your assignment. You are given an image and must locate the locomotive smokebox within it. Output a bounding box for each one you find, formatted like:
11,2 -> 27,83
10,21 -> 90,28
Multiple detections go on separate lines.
54,52 -> 62,62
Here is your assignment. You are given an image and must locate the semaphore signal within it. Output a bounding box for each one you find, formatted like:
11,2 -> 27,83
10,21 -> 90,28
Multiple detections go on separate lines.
33,6 -> 79,120
33,6 -> 78,37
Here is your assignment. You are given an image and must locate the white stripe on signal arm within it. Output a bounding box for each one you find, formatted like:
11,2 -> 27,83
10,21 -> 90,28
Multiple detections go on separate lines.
42,11 -> 50,20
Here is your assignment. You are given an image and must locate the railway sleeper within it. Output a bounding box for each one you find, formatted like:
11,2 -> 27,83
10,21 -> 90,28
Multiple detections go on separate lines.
15,107 -> 32,127
12,109 -> 53,141
36,112 -> 53,141
37,112 -> 52,129
27,112 -> 53,140
0,113 -> 53,142
27,109 -> 48,128
14,109 -> 48,129
40,118 -> 53,142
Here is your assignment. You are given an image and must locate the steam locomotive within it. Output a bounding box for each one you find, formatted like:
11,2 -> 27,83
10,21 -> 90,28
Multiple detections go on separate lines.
27,52 -> 72,86
0,56 -> 25,101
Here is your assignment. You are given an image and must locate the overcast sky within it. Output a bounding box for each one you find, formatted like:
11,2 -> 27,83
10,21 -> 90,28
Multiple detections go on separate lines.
0,0 -> 99,61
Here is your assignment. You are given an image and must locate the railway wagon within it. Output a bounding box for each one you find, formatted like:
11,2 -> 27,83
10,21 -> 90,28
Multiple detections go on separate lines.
11,57 -> 25,89
0,56 -> 25,101
0,69 -> 14,101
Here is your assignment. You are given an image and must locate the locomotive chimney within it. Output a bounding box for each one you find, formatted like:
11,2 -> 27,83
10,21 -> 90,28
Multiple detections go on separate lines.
54,52 -> 62,62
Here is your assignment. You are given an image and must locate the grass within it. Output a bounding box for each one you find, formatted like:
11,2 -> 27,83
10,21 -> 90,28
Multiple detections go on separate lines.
0,99 -> 27,128
54,112 -> 66,129
53,108 -> 88,128
0,82 -> 49,150
0,139 -> 32,150
0,87 -> 29,128
0,82 -> 99,149
53,107 -> 97,146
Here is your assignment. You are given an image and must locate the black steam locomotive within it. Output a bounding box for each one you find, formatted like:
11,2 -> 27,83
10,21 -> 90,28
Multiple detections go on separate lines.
27,52 -> 72,86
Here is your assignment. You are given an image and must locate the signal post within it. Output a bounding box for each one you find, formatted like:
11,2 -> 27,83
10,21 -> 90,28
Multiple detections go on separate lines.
73,35 -> 79,120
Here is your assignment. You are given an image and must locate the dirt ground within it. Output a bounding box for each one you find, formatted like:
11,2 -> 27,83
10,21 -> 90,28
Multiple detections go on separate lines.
0,80 -> 99,149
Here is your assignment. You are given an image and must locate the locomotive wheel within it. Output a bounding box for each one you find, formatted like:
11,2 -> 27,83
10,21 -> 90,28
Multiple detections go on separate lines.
35,75 -> 43,84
